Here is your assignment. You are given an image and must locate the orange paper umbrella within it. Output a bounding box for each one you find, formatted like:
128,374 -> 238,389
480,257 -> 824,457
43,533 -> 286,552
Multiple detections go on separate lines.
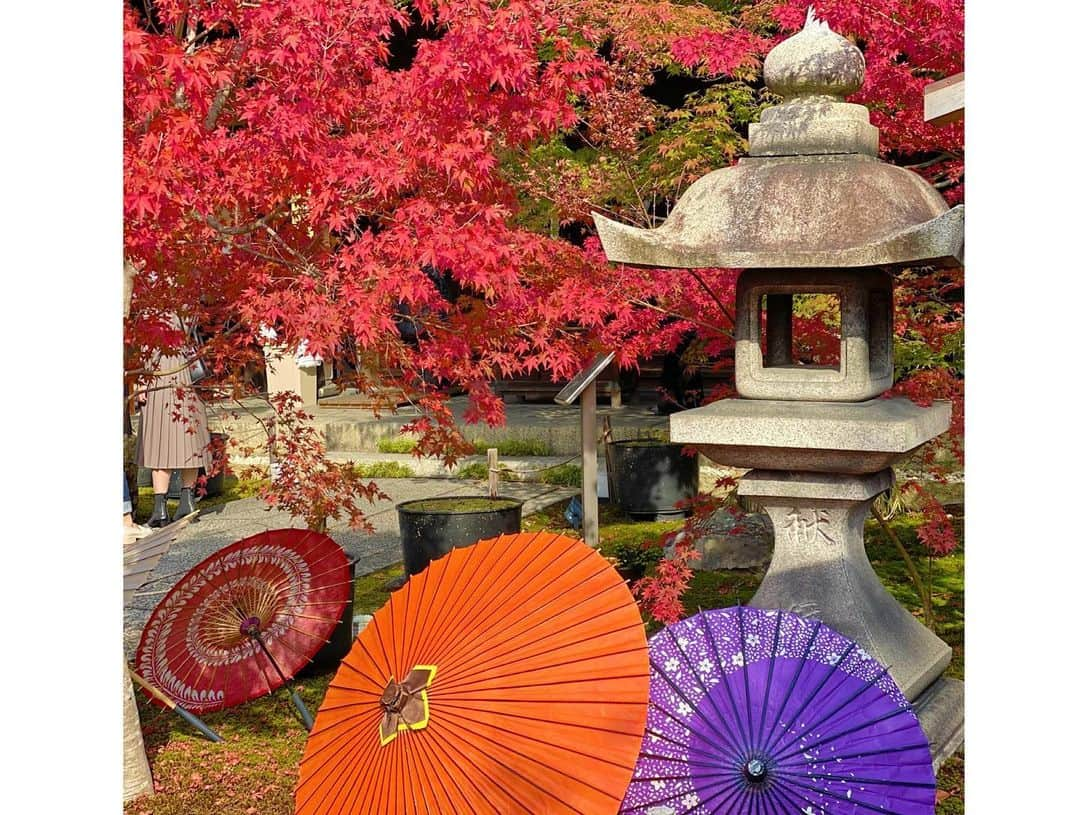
296,531 -> 651,815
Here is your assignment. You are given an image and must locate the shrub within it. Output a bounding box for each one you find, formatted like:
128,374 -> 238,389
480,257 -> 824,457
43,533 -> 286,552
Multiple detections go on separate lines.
354,462 -> 416,478
469,437 -> 554,456
454,462 -> 490,480
377,436 -> 418,454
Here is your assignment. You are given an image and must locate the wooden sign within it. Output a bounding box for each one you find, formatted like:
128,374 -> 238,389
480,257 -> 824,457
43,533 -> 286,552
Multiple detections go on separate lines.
924,72 -> 964,126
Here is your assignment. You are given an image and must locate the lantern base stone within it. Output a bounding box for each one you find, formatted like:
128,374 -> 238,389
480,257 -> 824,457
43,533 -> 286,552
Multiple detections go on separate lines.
739,468 -> 952,701
912,675 -> 964,774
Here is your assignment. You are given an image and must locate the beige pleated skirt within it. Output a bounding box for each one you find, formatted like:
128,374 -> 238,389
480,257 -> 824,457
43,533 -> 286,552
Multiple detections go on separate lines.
135,352 -> 211,470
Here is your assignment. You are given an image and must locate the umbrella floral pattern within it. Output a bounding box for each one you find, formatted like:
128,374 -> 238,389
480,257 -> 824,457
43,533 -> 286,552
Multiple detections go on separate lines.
621,606 -> 937,814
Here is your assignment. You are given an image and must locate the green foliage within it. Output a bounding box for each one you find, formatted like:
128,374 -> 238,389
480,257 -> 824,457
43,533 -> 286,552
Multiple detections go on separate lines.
376,436 -> 418,453
353,461 -> 416,478
454,462 -> 491,480
536,464 -> 582,487
894,327 -> 964,381
608,538 -> 665,576
351,563 -> 405,616
468,437 -> 554,456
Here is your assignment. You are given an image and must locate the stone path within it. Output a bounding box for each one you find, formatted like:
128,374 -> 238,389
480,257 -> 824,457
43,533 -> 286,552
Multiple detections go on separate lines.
123,478 -> 575,657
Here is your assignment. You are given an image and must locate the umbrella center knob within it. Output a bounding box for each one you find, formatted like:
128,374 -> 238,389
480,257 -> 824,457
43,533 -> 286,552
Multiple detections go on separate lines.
743,758 -> 768,783
381,683 -> 407,714
240,616 -> 262,636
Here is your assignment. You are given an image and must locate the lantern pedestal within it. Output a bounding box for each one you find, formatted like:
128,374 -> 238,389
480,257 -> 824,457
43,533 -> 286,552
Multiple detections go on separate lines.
913,675 -> 965,773
738,468 -> 951,701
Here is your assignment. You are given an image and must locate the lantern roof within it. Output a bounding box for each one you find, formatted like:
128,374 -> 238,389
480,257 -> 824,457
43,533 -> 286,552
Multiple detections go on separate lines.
592,8 -> 964,270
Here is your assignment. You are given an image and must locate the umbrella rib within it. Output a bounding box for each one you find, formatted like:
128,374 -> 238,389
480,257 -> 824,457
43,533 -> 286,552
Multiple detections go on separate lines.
428,719 -> 547,815
642,721 -> 694,751
409,726 -> 481,815
776,773 -> 911,815
433,550 -> 613,677
664,619 -> 748,764
769,777 -> 828,815
782,739 -> 933,767
773,767 -> 938,790
409,534 -> 507,662
772,703 -> 918,764
332,655 -> 390,690
300,715 -> 387,814
437,640 -> 647,695
629,772 -> 732,815
438,706 -> 626,810
761,638 -> 859,757
425,722 -> 512,814
699,607 -> 756,751
399,569 -> 418,678
756,615 -> 824,754
766,661 -> 902,760
403,538 -> 474,663
296,707 -> 382,783
440,601 -> 640,680
437,700 -> 649,741
756,784 -> 786,815
765,659 -> 893,758
735,605 -> 757,752
435,705 -> 640,773
368,596 -> 398,679
687,772 -> 746,814
436,669 -> 654,698
435,538 -> 603,666
643,678 -> 743,766
754,608 -> 785,751
633,750 -> 716,771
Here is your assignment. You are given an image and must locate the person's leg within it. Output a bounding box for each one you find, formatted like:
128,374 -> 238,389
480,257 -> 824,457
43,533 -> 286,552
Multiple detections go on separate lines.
123,471 -> 134,521
172,467 -> 199,521
148,469 -> 172,527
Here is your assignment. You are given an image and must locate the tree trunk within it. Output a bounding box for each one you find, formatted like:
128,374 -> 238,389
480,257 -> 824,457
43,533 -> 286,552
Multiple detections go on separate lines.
123,663 -> 154,803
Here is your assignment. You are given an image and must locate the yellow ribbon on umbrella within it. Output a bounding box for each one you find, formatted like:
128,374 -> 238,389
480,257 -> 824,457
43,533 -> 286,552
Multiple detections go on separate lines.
379,665 -> 437,745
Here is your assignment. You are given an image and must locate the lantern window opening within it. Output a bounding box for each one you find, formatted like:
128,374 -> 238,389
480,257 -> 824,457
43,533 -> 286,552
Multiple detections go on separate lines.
758,292 -> 842,372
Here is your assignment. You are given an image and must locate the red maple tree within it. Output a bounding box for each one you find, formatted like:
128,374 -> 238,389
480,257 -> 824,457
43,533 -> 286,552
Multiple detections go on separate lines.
125,0 -> 963,572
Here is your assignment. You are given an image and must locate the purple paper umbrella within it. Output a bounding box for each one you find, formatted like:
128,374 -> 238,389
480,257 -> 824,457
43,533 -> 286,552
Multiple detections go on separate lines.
621,606 -> 937,814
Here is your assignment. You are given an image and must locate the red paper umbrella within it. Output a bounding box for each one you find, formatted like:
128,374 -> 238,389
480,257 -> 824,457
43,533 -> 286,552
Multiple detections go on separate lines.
135,529 -> 351,719
296,531 -> 651,815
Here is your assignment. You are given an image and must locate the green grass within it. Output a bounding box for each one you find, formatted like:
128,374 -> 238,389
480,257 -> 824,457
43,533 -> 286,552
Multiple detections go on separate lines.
468,437 -> 554,456
133,475 -> 267,524
534,463 -> 581,487
353,461 -> 415,478
456,461 -> 582,487
453,461 -> 490,480
376,436 -> 418,454
352,562 -> 406,616
128,497 -> 965,814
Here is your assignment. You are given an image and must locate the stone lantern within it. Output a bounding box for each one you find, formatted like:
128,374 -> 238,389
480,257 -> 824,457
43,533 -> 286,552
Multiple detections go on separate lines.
593,9 -> 963,768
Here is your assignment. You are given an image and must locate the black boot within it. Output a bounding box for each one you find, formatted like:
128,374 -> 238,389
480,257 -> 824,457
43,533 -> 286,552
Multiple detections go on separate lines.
148,493 -> 169,528
172,487 -> 197,522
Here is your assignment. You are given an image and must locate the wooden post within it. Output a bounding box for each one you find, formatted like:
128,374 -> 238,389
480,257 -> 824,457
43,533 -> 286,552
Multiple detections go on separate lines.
581,381 -> 599,548
601,415 -> 618,507
487,448 -> 499,498
923,72 -> 964,126
610,380 -> 622,409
